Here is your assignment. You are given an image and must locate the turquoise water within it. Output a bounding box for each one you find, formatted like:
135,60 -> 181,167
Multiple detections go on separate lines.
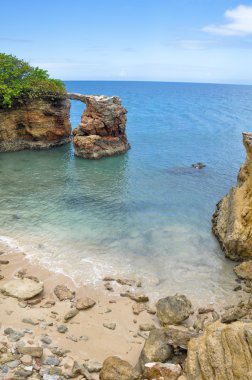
1,81 -> 252,304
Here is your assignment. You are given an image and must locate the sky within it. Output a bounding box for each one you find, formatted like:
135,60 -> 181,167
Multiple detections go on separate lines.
1,0 -> 252,84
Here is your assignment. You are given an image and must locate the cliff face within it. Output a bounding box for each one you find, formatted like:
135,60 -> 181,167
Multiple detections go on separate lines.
71,94 -> 130,159
0,96 -> 71,152
212,133 -> 252,260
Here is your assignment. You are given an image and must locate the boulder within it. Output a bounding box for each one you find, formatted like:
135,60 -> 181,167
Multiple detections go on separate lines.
138,328 -> 173,372
1,278 -> 43,300
71,94 -> 130,159
186,321 -> 252,380
156,294 -> 192,326
99,356 -> 141,380
144,362 -> 182,380
212,133 -> 252,260
234,261 -> 252,280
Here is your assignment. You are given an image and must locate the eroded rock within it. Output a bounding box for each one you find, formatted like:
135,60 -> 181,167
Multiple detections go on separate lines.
54,285 -> 75,301
75,297 -> 96,310
71,94 -> 130,159
144,362 -> 182,380
186,320 -> 252,380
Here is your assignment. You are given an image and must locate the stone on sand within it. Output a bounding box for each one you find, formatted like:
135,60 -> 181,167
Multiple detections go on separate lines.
1,278 -> 43,300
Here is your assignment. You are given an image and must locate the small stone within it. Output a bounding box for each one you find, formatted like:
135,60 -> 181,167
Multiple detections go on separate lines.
17,346 -> 43,358
22,318 -> 39,325
54,285 -> 75,301
104,283 -> 114,291
66,335 -> 78,342
40,336 -> 52,345
7,360 -> 20,368
233,285 -> 242,291
0,260 -> 9,264
132,303 -> 146,315
198,307 -> 215,314
64,308 -> 79,321
103,322 -> 116,330
21,355 -> 33,365
75,297 -> 96,311
57,325 -> 68,334
14,369 -> 33,378
79,335 -> 89,341
139,323 -> 156,331
144,362 -> 182,380
221,306 -> 247,323
84,360 -> 103,373
45,356 -> 60,366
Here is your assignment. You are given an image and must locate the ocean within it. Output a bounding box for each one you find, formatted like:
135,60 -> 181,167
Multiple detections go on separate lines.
1,81 -> 252,305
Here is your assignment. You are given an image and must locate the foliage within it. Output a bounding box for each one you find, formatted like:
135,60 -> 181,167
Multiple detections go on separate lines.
0,53 -> 66,108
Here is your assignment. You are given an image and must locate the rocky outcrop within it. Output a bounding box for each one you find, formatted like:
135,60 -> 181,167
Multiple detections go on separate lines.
0,96 -> 71,152
212,133 -> 252,260
70,93 -> 130,159
186,321 -> 252,380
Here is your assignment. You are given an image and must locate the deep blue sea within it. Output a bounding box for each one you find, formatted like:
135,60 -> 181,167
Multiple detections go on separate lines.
1,81 -> 252,305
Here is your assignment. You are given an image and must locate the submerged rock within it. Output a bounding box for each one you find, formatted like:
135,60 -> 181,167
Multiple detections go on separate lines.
99,356 -> 141,380
70,94 -> 130,159
1,278 -> 43,300
0,96 -> 71,152
192,162 -> 206,169
156,294 -> 192,325
212,133 -> 252,260
186,320 -> 252,380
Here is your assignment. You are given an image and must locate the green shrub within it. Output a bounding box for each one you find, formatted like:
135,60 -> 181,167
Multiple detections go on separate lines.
0,53 -> 66,108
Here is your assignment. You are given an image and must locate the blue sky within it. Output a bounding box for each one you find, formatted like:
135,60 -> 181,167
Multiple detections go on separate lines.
1,0 -> 252,84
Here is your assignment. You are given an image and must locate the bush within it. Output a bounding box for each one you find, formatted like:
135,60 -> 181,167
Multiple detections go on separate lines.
0,53 -> 66,108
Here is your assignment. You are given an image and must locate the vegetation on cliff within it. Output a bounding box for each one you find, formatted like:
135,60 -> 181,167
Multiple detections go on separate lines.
0,53 -> 66,108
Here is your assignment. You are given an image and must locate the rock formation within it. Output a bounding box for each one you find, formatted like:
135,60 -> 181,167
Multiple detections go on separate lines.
69,93 -> 130,159
0,96 -> 71,152
213,132 -> 252,260
186,320 -> 252,380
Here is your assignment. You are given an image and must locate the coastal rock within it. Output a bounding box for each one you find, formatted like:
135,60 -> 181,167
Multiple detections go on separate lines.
1,278 -> 43,300
186,320 -> 252,380
156,294 -> 192,326
138,328 -> 173,372
234,261 -> 252,280
212,133 -> 252,260
99,356 -> 141,380
71,94 -> 130,159
144,362 -> 182,380
0,96 -> 71,152
54,285 -> 75,301
63,308 -> 79,321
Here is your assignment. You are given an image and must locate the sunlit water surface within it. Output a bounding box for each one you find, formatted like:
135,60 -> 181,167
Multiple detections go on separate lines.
1,81 -> 252,305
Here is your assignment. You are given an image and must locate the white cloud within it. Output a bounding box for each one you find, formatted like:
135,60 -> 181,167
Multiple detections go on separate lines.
203,4 -> 252,36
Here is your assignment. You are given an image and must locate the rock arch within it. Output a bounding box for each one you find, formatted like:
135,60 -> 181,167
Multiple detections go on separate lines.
68,93 -> 130,159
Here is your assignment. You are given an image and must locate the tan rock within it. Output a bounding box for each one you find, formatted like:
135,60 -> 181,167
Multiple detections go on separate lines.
75,297 -> 96,310
212,133 -> 252,260
1,278 -> 43,300
144,362 -> 182,380
21,354 -> 33,365
0,96 -> 71,152
99,356 -> 141,380
54,284 -> 75,301
64,308 -> 79,321
17,346 -> 43,358
186,320 -> 252,380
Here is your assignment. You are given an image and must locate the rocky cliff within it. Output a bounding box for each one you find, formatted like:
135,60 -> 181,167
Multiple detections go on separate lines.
212,132 -> 252,260
70,94 -> 130,159
0,96 -> 71,152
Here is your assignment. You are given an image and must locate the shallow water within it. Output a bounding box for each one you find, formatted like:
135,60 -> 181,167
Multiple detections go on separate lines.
1,81 -> 252,305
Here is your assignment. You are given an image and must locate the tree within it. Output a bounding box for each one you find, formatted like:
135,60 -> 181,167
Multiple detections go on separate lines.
0,53 -> 66,108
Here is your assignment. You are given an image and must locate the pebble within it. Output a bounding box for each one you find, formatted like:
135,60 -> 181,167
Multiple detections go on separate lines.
103,322 -> 116,330
6,360 -> 20,368
64,308 -> 79,321
22,318 -> 39,326
0,260 -> 9,264
57,324 -> 68,334
79,335 -> 89,341
45,356 -> 60,366
40,336 -> 52,345
66,335 -> 78,342
21,355 -> 33,365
